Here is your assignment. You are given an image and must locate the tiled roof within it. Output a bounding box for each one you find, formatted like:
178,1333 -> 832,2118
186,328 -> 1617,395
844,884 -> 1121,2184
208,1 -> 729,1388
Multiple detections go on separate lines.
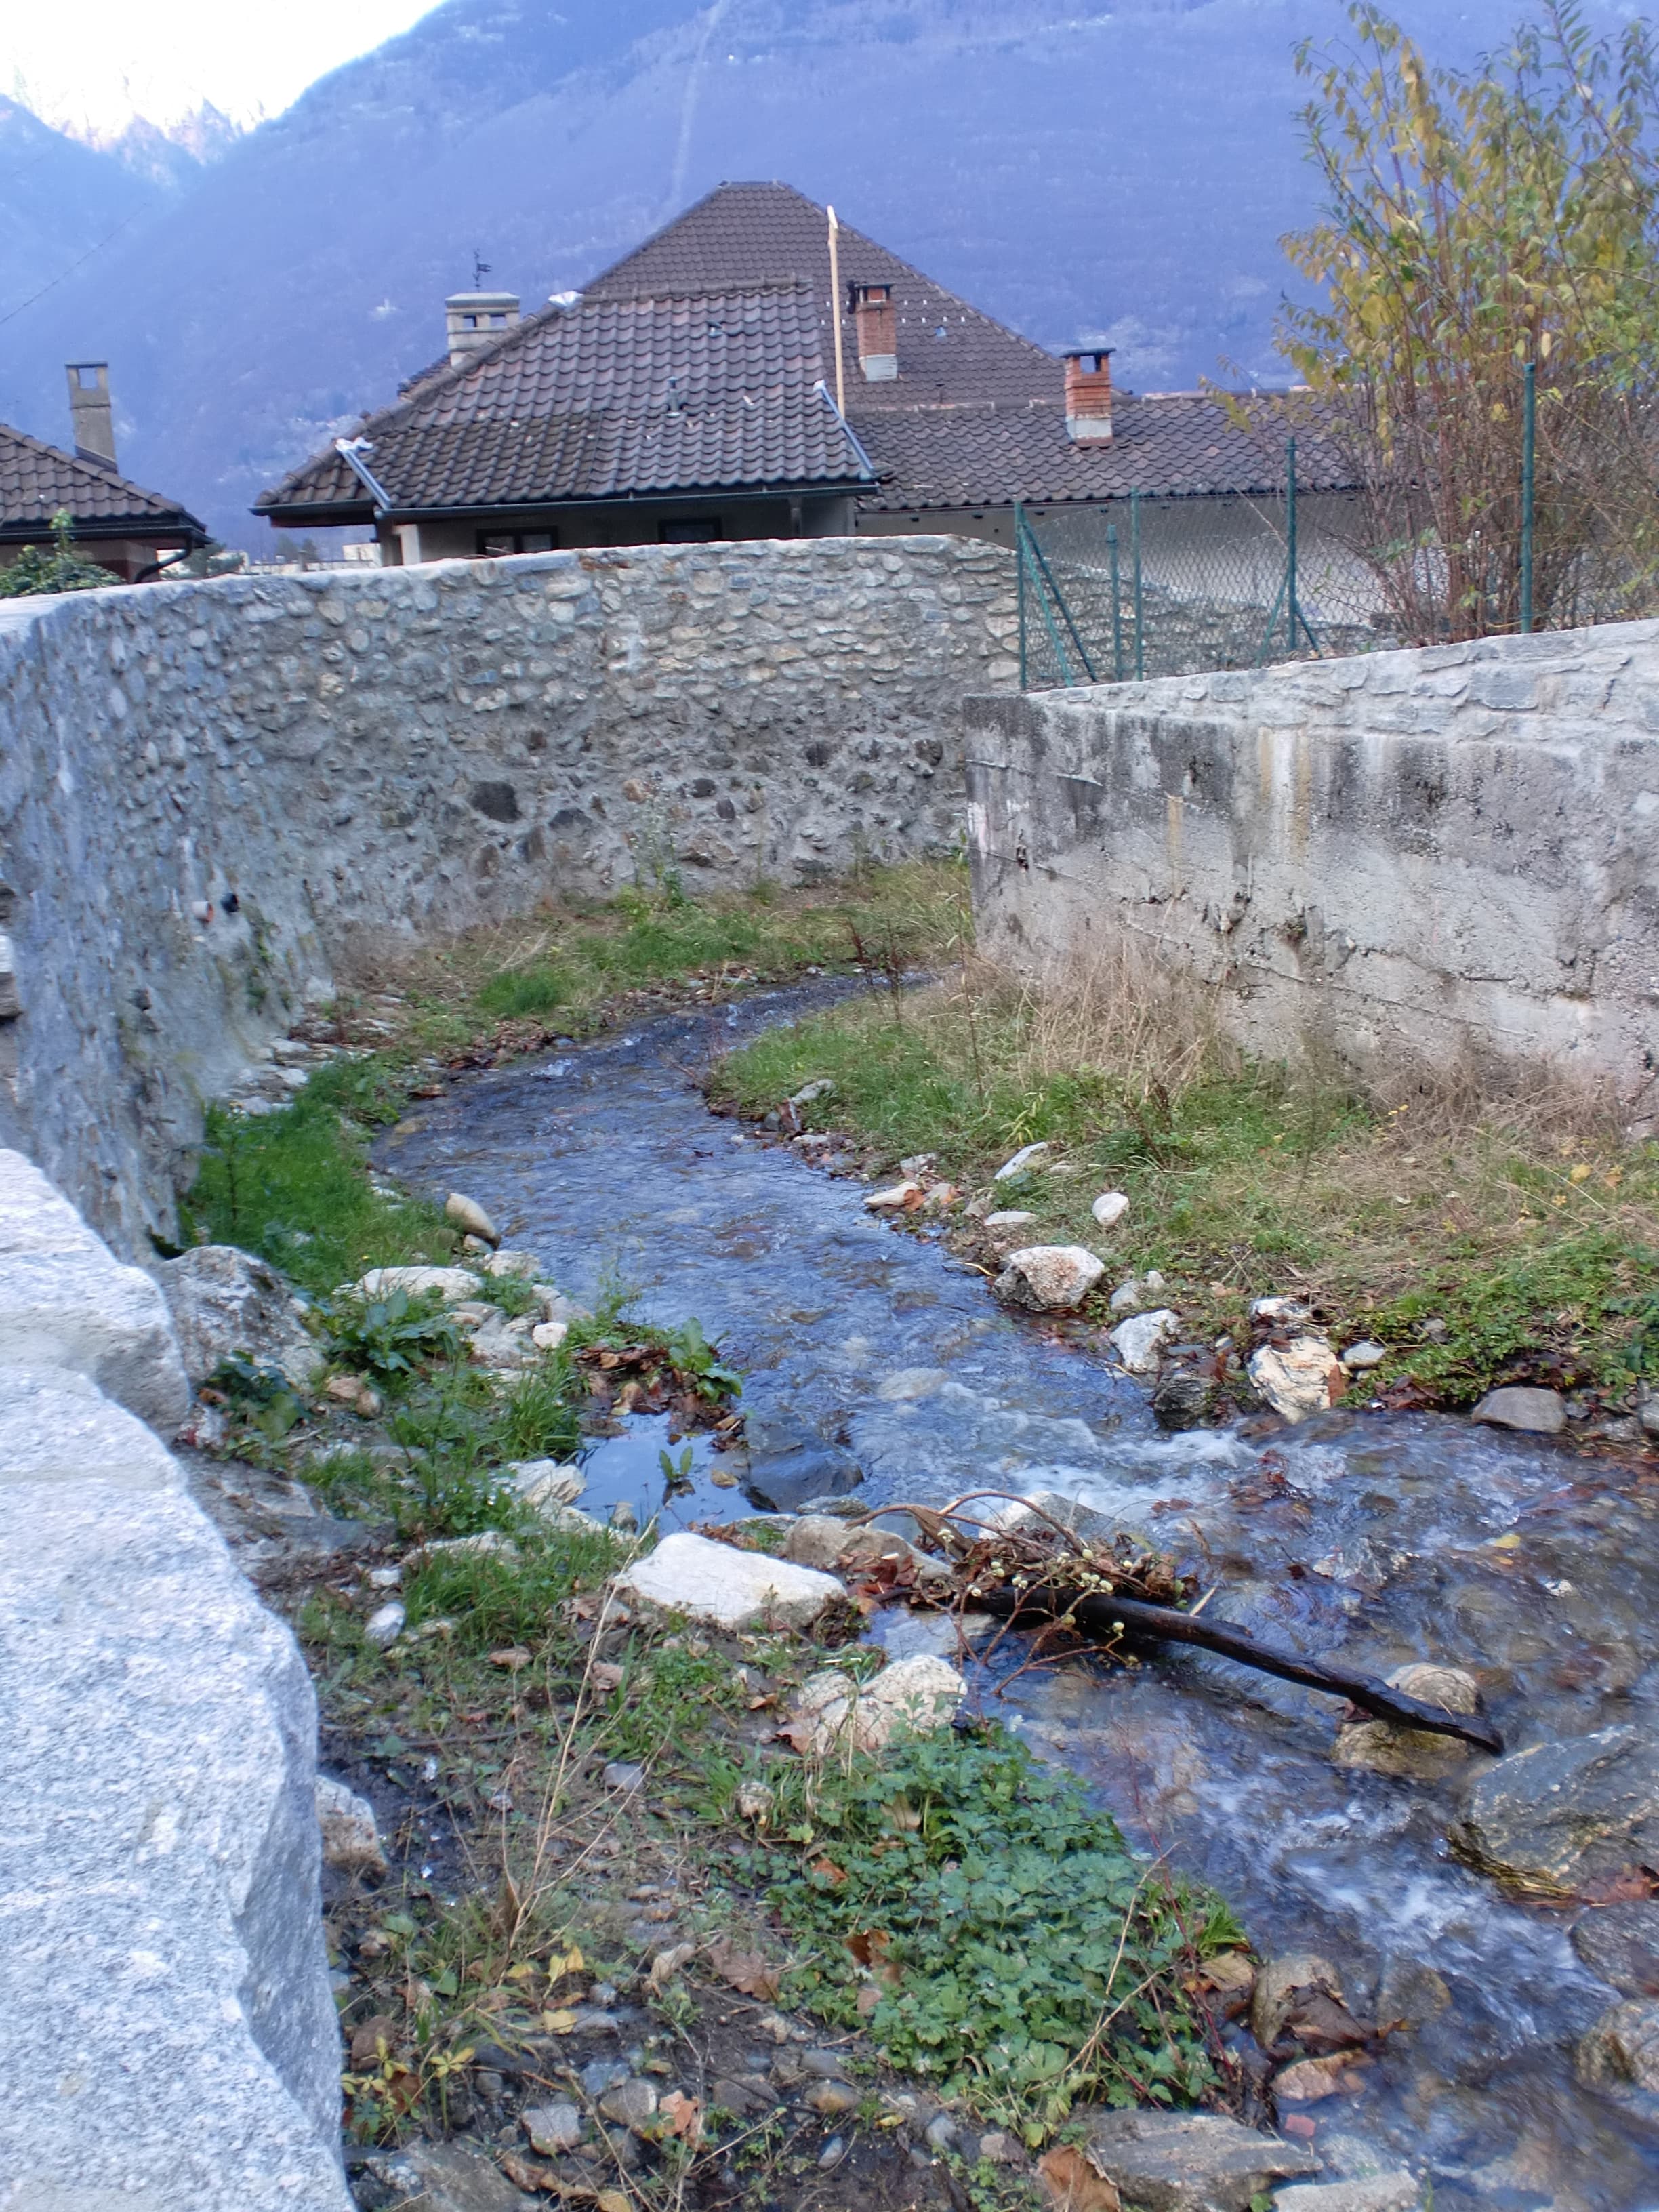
258,282 -> 869,518
585,182 -> 1056,415
260,180 -> 1356,523
0,421 -> 205,541
855,395 -> 1353,510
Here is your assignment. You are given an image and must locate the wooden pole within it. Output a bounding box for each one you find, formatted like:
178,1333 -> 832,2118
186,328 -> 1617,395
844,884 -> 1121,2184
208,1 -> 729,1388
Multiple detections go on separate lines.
827,205 -> 846,419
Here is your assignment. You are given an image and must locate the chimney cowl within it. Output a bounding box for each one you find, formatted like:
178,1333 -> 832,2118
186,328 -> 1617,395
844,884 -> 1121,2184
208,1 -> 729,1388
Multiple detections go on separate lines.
445,290 -> 521,369
66,361 -> 117,472
1063,349 -> 1114,444
851,281 -> 898,383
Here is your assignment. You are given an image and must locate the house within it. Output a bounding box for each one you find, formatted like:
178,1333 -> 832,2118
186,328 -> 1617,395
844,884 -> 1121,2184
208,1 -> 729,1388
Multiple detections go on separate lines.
1,365 -> 207,583
255,182 -> 1353,571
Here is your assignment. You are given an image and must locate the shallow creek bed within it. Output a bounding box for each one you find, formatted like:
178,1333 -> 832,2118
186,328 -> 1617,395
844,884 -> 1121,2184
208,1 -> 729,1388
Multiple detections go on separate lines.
194,982 -> 1659,2210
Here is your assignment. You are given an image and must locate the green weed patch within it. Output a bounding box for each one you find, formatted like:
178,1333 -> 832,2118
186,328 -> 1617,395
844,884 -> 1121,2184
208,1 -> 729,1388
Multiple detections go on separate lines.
739,1728 -> 1235,2126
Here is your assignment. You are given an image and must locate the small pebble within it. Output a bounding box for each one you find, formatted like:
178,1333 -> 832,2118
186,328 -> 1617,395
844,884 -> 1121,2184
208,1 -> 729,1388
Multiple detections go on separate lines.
610,1501 -> 639,1532
924,2112 -> 958,2151
603,1761 -> 646,1794
364,1601 -> 405,1648
581,2058 -> 630,2097
818,2136 -> 847,2170
367,1565 -> 402,1589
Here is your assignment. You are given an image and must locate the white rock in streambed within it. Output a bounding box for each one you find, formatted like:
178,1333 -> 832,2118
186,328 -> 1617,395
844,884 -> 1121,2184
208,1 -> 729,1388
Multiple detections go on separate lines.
354,1265 -> 480,1304
613,1530 -> 844,1631
510,1460 -> 585,1510
1109,1308 -> 1181,1374
1248,1335 -> 1345,1422
992,1244 -> 1105,1312
1332,1664 -> 1483,1778
788,1654 -> 965,1756
994,1141 -> 1052,1181
444,1192 -> 499,1245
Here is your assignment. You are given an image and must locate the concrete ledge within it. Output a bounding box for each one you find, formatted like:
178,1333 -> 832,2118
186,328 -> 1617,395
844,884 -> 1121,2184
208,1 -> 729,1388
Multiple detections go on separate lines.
966,622 -> 1659,1092
0,1153 -> 348,2211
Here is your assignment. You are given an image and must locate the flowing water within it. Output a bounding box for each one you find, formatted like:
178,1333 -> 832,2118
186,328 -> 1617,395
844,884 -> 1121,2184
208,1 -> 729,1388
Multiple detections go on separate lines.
380,983 -> 1659,2211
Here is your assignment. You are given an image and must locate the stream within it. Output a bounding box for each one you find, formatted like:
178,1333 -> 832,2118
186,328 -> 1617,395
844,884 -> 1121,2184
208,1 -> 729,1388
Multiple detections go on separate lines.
379,981 -> 1659,2211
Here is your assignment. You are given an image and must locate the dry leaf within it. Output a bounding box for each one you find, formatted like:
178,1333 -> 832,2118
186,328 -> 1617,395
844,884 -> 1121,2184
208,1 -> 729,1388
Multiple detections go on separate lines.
1038,2146 -> 1122,2212
806,1856 -> 848,1885
856,1984 -> 881,2017
1274,2052 -> 1357,2102
489,1646 -> 533,1671
597,2192 -> 632,2212
590,1661 -> 626,1693
658,2089 -> 703,2143
648,1942 -> 697,1992
541,2007 -> 579,2034
550,1943 -> 586,1980
707,1934 -> 781,2001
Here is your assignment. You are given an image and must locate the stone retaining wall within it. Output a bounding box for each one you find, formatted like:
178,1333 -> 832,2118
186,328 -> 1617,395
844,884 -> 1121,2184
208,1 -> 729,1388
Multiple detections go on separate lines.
0,537 -> 1014,1254
966,623 -> 1659,1094
0,1149 -> 348,2211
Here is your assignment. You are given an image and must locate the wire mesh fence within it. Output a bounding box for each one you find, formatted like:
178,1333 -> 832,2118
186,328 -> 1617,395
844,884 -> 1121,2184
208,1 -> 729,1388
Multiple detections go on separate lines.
1017,405 -> 1659,693
1016,449 -> 1390,692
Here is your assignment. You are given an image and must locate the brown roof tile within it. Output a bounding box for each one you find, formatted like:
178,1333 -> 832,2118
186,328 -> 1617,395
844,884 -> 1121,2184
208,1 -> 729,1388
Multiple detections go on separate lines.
0,420 -> 205,541
855,394 -> 1351,510
584,181 -> 1056,414
259,281 -> 869,518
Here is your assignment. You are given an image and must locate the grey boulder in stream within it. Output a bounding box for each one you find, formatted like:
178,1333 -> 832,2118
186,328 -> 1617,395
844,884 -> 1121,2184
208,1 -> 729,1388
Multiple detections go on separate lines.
1080,2108 -> 1319,2211
1450,1725 -> 1659,1892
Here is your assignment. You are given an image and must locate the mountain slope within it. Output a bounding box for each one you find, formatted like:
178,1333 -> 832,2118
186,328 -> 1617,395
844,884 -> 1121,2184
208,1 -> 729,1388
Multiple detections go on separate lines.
0,0 -> 1580,545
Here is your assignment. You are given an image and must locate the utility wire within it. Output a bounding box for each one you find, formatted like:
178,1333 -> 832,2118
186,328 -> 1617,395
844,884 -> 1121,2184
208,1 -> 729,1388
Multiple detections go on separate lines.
0,211 -> 139,329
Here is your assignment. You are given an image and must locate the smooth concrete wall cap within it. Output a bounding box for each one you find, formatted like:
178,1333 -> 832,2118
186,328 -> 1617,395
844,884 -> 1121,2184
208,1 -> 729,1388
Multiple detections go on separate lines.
0,1151 -> 187,1429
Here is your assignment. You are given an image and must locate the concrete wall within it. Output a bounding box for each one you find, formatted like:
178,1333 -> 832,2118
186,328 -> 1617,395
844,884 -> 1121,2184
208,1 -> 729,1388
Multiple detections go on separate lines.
0,536 -> 1014,1253
966,623 -> 1659,1095
0,1149 -> 349,2212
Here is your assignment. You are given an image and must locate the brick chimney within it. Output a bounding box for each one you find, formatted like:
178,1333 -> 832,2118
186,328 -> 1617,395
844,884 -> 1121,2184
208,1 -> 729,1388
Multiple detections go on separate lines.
1063,349 -> 1114,444
66,362 -> 117,471
445,291 -> 521,369
852,282 -> 897,382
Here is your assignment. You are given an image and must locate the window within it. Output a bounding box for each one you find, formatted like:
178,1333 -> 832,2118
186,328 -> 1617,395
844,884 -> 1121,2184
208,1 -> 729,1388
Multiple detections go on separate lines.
476,530 -> 558,557
659,516 -> 721,544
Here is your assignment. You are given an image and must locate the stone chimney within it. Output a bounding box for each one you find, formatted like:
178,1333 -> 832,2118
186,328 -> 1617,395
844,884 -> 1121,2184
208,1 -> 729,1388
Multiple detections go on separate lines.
66,363 -> 117,472
852,283 -> 897,382
444,291 -> 520,369
1063,349 -> 1114,444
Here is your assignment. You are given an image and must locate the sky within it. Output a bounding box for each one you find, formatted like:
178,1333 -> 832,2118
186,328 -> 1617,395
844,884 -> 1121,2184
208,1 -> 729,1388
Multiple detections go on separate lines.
5,1 -> 444,142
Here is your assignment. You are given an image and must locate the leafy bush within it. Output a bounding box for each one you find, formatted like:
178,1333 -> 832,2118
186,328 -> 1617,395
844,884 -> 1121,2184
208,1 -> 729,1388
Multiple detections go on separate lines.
744,1727 -> 1234,2123
316,1287 -> 462,1384
0,510 -> 111,598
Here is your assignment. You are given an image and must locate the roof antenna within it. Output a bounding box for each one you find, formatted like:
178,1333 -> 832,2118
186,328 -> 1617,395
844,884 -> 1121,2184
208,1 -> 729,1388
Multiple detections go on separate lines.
827,205 -> 846,417
472,249 -> 492,289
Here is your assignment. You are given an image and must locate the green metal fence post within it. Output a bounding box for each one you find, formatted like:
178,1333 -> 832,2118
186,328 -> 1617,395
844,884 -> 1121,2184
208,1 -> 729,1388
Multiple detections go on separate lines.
1520,360 -> 1536,635
1108,521 -> 1124,681
1015,501 -> 1028,687
1286,436 -> 1299,652
1130,489 -> 1145,680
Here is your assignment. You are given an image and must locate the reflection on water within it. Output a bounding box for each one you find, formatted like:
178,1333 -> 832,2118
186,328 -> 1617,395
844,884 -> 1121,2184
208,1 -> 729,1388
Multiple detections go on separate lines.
382,983 -> 1659,2209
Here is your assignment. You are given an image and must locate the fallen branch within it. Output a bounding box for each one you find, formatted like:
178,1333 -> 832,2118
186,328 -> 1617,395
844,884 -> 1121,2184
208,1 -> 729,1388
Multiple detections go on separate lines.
970,1580 -> 1504,1754
860,1495 -> 1504,1755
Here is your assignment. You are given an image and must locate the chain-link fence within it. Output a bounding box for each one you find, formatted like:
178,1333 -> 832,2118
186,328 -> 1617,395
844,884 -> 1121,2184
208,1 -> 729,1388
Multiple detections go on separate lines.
1017,446 -> 1391,691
